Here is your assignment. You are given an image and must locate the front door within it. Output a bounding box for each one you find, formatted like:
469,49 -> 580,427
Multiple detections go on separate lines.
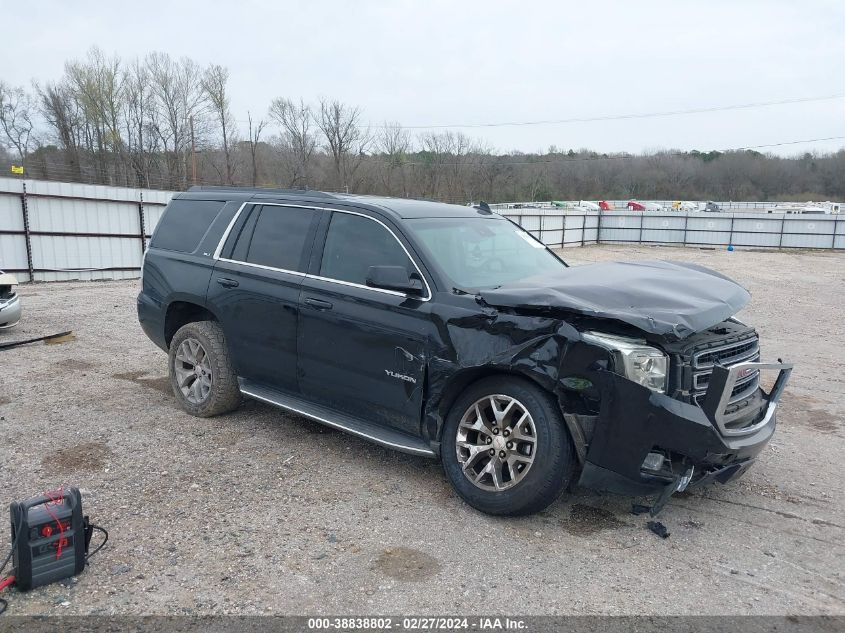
297,210 -> 432,435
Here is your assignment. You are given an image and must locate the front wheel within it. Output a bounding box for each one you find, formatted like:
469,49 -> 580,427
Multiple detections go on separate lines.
168,320 -> 241,417
441,376 -> 575,516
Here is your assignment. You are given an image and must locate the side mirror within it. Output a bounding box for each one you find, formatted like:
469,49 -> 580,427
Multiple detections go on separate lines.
366,265 -> 424,296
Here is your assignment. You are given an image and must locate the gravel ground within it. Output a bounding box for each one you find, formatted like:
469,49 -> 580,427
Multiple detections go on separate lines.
0,244 -> 843,616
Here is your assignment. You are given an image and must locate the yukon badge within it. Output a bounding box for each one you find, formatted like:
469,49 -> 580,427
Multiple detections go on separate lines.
385,369 -> 417,384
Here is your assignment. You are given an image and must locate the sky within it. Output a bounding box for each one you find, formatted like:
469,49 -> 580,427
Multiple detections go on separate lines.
3,0 -> 845,156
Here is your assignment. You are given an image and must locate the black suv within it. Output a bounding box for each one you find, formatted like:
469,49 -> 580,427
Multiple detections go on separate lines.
138,188 -> 792,516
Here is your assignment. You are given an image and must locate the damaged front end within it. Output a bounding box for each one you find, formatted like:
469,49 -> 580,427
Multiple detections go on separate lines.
576,344 -> 792,515
429,259 -> 793,515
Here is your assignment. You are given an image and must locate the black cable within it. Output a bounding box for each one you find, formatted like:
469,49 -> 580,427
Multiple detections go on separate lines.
85,525 -> 108,561
0,544 -> 11,578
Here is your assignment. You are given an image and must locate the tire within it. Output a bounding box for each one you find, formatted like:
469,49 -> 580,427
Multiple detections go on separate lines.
168,320 -> 241,417
441,376 -> 575,516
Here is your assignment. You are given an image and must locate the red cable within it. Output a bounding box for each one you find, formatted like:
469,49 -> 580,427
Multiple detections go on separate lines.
42,488 -> 66,560
0,576 -> 14,592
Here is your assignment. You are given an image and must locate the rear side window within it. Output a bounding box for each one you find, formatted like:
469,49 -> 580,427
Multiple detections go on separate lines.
320,212 -> 412,285
151,199 -> 226,252
241,205 -> 317,272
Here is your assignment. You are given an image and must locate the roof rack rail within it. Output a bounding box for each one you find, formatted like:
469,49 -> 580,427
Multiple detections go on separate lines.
187,185 -> 338,198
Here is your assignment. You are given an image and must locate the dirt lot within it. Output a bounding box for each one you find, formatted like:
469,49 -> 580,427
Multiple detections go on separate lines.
0,244 -> 843,616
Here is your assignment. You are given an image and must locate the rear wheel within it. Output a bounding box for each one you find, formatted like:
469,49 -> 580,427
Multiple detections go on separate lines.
441,376 -> 575,516
168,320 -> 241,417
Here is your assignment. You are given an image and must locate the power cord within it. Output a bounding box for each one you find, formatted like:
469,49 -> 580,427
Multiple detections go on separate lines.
86,525 -> 108,562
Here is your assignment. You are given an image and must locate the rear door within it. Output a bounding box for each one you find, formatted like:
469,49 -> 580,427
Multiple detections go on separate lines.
207,203 -> 321,392
297,210 -> 433,435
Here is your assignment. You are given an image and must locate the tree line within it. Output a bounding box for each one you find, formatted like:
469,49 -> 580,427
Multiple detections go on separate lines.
2,48 -> 844,203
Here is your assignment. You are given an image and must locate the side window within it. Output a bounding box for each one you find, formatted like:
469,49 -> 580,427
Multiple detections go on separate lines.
151,199 -> 226,252
222,204 -> 260,262
320,213 -> 412,286
233,205 -> 316,272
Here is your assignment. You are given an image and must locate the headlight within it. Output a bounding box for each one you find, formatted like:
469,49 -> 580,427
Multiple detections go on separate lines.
582,331 -> 669,393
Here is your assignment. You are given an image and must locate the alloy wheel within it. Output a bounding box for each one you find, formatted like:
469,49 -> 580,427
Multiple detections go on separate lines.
174,337 -> 213,404
455,394 -> 537,491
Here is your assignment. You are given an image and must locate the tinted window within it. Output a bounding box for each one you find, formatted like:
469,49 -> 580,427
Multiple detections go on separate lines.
320,213 -> 412,285
242,205 -> 316,272
224,204 -> 261,262
151,199 -> 225,252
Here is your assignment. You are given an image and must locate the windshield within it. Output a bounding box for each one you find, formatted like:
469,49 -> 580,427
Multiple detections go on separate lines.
405,216 -> 567,291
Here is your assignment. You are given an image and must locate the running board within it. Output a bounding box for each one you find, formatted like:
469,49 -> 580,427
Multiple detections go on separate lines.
239,380 -> 437,458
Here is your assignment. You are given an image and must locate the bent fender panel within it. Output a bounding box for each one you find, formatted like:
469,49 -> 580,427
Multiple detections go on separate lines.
422,304 -> 600,449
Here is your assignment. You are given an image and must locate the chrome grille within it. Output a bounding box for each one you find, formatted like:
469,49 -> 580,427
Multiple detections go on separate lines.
691,336 -> 760,408
693,339 -> 759,369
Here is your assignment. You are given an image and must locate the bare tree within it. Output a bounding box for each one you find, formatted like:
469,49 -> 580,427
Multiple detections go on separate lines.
37,79 -> 84,179
375,121 -> 411,196
268,98 -> 317,188
419,131 -> 454,198
315,99 -> 370,191
0,81 -> 38,169
64,48 -> 127,183
444,131 -> 474,202
246,110 -> 267,187
474,143 -> 511,201
202,64 -> 236,184
123,58 -> 158,187
11,49 -> 845,202
146,52 -> 208,188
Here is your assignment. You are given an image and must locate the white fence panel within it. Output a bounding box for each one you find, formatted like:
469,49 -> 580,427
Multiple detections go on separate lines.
779,217 -> 835,249
517,216 -> 541,233
496,207 -> 844,251
143,204 -> 167,236
563,215 -> 588,246
2,178 -> 844,285
0,177 -> 174,282
683,214 -> 732,245
0,235 -> 29,281
32,235 -> 143,271
0,178 -> 28,280
598,212 -> 644,243
582,213 -> 600,244
543,230 -> 563,247
28,196 -> 140,235
0,187 -> 23,231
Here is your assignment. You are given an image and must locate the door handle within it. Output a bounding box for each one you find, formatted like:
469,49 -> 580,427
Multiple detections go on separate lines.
216,277 -> 239,288
304,297 -> 333,310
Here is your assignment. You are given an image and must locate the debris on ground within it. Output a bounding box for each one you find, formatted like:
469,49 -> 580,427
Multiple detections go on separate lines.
647,521 -> 671,539
0,330 -> 74,350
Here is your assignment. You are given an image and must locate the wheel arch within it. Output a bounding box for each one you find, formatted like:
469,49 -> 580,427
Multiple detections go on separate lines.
164,300 -> 219,348
435,367 -> 552,434
435,366 -> 586,462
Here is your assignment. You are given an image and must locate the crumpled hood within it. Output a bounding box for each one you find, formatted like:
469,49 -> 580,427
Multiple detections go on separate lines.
478,260 -> 750,339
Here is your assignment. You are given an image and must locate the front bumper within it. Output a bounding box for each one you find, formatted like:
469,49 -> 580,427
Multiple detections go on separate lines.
577,360 -> 793,500
0,294 -> 21,328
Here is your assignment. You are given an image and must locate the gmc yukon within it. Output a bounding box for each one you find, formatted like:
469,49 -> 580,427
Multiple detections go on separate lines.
138,188 -> 792,516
